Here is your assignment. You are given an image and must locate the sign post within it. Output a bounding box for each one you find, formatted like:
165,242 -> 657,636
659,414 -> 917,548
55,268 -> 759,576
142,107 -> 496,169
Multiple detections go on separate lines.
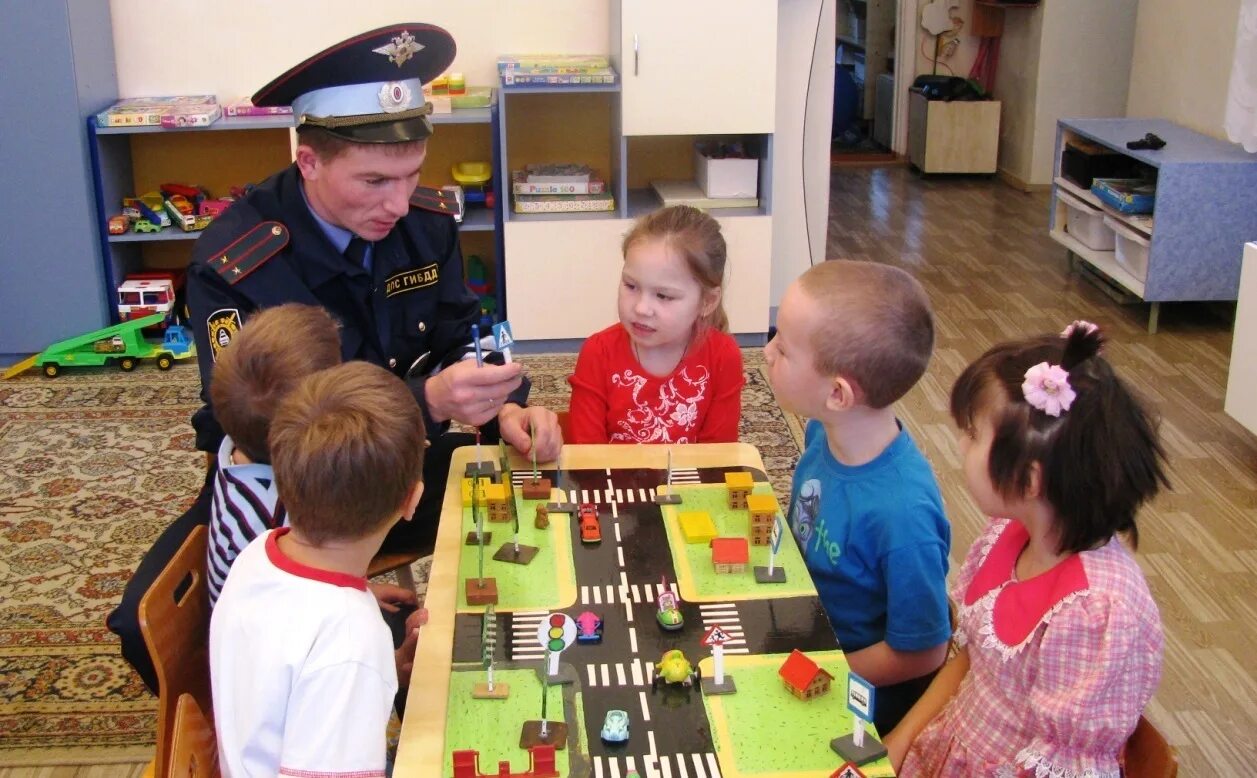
755,514 -> 788,583
521,612 -> 575,749
829,670 -> 887,765
654,446 -> 682,504
699,624 -> 737,695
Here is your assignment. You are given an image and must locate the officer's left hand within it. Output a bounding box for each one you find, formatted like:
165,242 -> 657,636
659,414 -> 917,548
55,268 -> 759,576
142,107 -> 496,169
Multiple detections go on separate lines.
498,403 -> 562,461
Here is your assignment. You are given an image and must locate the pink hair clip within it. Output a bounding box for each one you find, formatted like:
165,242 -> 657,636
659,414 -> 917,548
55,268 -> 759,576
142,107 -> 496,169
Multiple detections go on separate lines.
1022,362 -> 1075,417
1060,320 -> 1100,338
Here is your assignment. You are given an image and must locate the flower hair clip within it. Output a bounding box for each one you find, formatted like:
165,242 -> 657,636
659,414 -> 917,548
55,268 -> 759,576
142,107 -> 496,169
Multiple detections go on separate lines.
1061,320 -> 1100,339
1022,362 -> 1075,417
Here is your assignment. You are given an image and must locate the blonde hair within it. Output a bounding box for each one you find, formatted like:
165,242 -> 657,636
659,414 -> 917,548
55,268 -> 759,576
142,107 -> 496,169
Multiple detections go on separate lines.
269,361 -> 426,545
622,205 -> 729,332
209,304 -> 341,463
797,260 -> 934,408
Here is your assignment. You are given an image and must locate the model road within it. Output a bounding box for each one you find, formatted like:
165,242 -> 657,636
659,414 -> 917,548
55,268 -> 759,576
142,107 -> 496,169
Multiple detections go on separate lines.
452,464 -> 840,778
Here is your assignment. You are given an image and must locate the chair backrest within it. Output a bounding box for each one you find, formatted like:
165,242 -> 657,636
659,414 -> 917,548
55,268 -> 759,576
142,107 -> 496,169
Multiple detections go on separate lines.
169,693 -> 219,778
557,409 -> 572,441
139,524 -> 212,778
1124,715 -> 1178,778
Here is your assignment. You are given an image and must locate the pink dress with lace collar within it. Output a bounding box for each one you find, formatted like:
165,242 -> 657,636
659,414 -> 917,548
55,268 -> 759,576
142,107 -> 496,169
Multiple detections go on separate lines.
900,518 -> 1163,778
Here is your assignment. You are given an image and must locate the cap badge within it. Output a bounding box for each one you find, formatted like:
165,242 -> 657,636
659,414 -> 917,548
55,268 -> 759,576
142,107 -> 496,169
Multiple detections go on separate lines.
378,81 -> 413,113
374,30 -> 423,67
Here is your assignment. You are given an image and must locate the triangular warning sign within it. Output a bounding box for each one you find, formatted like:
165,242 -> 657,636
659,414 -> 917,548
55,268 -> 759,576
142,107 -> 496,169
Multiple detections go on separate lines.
701,625 -> 732,646
829,762 -> 866,778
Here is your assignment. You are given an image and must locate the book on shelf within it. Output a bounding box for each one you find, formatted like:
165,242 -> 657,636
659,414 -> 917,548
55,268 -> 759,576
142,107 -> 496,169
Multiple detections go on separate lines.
501,68 -> 617,86
96,95 -> 218,127
512,171 -> 605,195
497,54 -> 610,74
224,99 -> 294,117
158,104 -> 224,128
514,192 -> 616,214
522,163 -> 593,184
650,180 -> 760,210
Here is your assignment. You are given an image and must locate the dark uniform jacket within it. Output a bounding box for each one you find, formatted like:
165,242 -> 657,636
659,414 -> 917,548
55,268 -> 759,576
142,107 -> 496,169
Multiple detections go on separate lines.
186,164 -> 526,453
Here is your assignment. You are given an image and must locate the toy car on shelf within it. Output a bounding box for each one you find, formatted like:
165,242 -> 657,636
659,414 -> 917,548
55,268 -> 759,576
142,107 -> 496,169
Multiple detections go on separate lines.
452,161 -> 491,206
137,192 -> 171,227
117,276 -> 176,324
133,219 -> 162,233
653,649 -> 698,687
600,709 -> 630,743
108,215 -> 130,235
656,580 -> 684,631
578,503 -> 601,544
575,611 -> 603,644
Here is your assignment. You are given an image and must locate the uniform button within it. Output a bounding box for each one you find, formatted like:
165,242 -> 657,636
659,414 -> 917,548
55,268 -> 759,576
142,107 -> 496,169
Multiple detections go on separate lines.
389,358 -> 398,368
417,321 -> 427,333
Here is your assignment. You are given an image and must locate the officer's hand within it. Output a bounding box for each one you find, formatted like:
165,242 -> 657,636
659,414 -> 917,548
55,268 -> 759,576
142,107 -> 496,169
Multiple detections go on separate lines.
425,359 -> 523,426
498,404 -> 562,461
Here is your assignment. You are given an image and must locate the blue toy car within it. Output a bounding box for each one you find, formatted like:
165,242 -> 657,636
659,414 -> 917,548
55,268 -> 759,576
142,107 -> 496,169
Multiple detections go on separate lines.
575,610 -> 603,644
600,709 -> 630,743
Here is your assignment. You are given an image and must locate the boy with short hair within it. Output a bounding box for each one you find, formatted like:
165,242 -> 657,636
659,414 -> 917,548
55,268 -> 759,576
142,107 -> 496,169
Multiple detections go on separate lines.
210,361 -> 426,777
206,303 -> 341,604
764,260 -> 951,735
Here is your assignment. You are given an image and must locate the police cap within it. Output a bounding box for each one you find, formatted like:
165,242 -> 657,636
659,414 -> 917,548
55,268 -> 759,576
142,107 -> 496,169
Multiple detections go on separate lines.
252,23 -> 456,143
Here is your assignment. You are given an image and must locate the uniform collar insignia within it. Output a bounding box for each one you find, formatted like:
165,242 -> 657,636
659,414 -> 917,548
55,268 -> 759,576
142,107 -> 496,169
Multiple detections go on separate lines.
374,30 -> 423,67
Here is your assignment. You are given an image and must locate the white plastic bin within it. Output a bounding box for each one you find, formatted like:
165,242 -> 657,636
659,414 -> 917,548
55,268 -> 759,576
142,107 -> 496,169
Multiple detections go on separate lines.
694,147 -> 759,199
1058,188 -> 1115,251
1105,216 -> 1151,283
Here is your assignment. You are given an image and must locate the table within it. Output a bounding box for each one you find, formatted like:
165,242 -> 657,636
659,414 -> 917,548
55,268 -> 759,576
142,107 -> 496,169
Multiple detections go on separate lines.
395,443 -> 894,778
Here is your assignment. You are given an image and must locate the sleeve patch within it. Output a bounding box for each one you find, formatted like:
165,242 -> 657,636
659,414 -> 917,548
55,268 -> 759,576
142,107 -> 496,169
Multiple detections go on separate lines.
207,308 -> 242,362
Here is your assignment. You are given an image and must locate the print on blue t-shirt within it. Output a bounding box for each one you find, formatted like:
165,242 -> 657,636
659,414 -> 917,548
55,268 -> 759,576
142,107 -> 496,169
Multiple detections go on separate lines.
788,419 -> 952,654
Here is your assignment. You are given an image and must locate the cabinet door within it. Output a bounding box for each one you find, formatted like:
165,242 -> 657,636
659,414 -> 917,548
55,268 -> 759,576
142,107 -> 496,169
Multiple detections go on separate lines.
503,219 -> 628,340
717,214 -> 772,334
620,0 -> 777,136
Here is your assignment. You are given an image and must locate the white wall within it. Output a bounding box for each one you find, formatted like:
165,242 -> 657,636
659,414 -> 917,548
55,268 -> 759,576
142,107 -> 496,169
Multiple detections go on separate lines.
110,1 -> 611,98
774,0 -> 835,304
1126,0 -> 1241,140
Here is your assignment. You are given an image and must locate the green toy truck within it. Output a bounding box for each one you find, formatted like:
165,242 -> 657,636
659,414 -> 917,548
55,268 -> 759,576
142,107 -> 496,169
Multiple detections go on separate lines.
30,313 -> 196,377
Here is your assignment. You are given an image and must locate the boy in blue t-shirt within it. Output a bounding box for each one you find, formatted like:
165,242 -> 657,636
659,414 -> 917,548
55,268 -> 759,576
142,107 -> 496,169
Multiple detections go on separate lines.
764,260 -> 951,735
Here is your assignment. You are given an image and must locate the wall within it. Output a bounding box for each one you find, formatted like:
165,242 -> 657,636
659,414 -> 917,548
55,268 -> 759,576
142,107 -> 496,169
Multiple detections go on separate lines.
1126,0 -> 1241,140
774,0 -> 835,305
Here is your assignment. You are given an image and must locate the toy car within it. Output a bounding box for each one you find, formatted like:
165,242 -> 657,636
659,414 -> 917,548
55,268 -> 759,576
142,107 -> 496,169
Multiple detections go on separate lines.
108,215 -> 130,235
653,649 -> 697,687
600,709 -> 630,743
118,276 -> 176,322
578,503 -> 601,544
133,219 -> 162,233
198,198 -> 233,218
575,611 -> 603,644
138,192 -> 171,226
656,581 -> 684,631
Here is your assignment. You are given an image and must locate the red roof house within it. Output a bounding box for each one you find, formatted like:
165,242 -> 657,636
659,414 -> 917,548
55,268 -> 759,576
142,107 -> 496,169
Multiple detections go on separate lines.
710,537 -> 749,574
778,648 -> 834,700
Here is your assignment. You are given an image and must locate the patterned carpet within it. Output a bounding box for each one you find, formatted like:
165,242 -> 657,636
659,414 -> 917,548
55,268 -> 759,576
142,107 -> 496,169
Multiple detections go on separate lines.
0,351 -> 803,767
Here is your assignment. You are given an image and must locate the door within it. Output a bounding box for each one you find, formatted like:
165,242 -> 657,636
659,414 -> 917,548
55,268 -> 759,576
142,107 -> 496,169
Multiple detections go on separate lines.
620,0 -> 777,136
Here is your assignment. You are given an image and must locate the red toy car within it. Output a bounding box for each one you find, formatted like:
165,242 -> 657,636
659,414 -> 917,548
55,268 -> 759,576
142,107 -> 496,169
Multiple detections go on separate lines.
578,504 -> 601,544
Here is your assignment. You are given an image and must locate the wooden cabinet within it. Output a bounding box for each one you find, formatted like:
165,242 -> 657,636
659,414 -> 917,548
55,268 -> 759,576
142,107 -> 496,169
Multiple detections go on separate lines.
907,90 -> 1001,174
1226,243 -> 1257,435
618,0 -> 776,136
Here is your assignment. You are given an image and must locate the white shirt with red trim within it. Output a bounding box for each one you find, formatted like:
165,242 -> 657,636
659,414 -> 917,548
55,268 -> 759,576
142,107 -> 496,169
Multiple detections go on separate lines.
210,528 -> 396,778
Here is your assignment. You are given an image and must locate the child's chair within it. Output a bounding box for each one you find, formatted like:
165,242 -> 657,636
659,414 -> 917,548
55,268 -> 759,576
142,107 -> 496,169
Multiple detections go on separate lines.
368,551 -> 421,592
169,693 -> 219,777
138,524 -> 212,778
1124,715 -> 1178,777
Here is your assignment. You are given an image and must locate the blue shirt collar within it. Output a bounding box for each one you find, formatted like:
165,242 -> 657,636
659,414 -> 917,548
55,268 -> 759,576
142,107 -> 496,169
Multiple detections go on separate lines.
298,181 -> 353,254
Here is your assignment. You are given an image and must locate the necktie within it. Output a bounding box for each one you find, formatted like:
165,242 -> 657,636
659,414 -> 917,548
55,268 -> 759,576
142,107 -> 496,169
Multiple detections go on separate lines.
344,237 -> 370,268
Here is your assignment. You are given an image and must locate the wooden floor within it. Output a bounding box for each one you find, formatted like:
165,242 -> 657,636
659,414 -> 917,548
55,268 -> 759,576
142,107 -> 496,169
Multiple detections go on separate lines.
826,164 -> 1256,776
6,166 -> 1252,777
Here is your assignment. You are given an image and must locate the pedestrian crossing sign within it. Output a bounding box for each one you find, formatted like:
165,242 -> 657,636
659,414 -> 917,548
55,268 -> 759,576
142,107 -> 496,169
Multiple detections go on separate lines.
701,625 -> 732,646
492,321 -> 514,351
830,762 -> 866,778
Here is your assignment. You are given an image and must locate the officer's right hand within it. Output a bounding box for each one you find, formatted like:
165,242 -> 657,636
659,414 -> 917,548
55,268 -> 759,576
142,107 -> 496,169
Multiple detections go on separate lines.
425,359 -> 524,426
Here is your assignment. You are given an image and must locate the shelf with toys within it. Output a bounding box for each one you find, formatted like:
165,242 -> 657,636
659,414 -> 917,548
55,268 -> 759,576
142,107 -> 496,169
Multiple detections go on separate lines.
86,96 -> 505,326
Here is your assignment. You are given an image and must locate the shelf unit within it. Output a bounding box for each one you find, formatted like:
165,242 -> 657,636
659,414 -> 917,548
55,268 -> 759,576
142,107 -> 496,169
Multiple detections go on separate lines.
495,0 -> 777,341
1048,118 -> 1257,332
87,102 -> 505,325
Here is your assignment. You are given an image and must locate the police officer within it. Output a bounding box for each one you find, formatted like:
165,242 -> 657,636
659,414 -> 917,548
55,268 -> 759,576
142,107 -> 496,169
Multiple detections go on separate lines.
108,23 -> 561,692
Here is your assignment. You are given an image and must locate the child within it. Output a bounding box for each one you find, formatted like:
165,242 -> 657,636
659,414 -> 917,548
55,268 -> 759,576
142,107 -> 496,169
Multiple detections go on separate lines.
887,321 -> 1167,776
211,361 -> 426,777
205,303 -> 341,605
764,260 -> 951,735
568,205 -> 744,443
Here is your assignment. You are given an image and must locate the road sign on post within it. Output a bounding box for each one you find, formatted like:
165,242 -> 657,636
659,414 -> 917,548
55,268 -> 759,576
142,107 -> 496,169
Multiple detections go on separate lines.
700,624 -> 736,695
755,514 -> 788,584
830,670 -> 886,765
536,613 -> 576,681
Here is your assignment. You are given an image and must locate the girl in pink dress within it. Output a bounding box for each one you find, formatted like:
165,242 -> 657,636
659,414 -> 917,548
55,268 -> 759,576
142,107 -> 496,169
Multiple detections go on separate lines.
567,205 -> 744,444
886,321 -> 1167,777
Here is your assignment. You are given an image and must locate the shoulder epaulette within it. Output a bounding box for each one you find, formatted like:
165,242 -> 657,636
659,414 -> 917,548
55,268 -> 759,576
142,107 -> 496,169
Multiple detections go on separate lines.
208,221 -> 289,285
409,186 -> 460,216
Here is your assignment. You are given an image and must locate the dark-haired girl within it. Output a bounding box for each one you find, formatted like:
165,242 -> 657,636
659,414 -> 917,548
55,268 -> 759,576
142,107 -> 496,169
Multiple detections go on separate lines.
887,321 -> 1167,777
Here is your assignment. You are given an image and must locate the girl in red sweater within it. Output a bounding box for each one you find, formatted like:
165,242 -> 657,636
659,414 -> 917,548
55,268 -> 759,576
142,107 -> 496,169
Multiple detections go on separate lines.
567,205 -> 744,443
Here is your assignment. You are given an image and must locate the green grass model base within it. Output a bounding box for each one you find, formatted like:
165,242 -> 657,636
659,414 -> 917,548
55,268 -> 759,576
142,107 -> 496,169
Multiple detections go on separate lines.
457,494 -> 577,611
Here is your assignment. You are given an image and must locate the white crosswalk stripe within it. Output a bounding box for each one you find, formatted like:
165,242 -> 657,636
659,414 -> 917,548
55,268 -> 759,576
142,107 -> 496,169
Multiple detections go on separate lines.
626,489 -> 636,503
670,467 -> 701,483
639,488 -> 650,501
